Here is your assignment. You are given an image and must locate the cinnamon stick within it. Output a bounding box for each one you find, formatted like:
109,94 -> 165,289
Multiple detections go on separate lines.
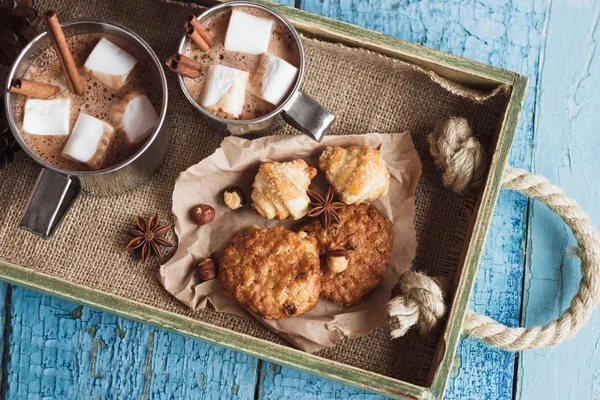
166,59 -> 201,79
166,53 -> 202,71
186,14 -> 214,47
43,10 -> 83,95
9,79 -> 60,99
185,24 -> 209,52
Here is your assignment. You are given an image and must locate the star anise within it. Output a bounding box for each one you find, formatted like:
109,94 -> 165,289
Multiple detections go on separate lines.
124,214 -> 173,263
307,186 -> 345,230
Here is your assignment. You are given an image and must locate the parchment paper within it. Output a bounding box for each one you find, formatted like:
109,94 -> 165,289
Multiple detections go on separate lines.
159,133 -> 421,352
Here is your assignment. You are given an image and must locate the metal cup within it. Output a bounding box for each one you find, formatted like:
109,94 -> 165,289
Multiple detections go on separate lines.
177,1 -> 335,141
5,19 -> 169,238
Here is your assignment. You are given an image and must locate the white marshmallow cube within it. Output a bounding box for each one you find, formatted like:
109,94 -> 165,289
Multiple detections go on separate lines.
224,10 -> 274,55
249,53 -> 298,106
200,65 -> 249,118
23,98 -> 71,136
61,113 -> 115,170
115,94 -> 160,145
83,38 -> 137,90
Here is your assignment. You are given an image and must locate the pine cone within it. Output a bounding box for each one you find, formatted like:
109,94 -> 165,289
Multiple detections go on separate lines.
0,0 -> 40,67
0,102 -> 20,170
0,0 -> 40,167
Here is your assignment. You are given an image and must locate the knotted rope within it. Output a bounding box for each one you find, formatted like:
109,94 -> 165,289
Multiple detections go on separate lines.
388,271 -> 446,338
388,118 -> 600,351
427,117 -> 487,195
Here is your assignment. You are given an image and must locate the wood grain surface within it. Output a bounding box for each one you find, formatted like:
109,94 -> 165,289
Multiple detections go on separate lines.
516,0 -> 600,399
1,0 -> 599,399
2,286 -> 259,399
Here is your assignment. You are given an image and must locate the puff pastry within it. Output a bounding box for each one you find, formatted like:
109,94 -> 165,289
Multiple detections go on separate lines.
251,159 -> 317,220
319,145 -> 390,205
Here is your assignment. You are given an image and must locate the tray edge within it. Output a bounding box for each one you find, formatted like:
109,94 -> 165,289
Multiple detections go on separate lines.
427,74 -> 529,399
0,259 -> 430,400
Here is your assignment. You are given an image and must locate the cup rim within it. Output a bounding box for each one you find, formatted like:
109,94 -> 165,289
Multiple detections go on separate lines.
176,0 -> 305,125
4,18 -> 169,178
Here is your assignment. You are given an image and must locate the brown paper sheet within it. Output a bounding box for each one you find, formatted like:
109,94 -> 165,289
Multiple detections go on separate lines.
158,133 -> 421,352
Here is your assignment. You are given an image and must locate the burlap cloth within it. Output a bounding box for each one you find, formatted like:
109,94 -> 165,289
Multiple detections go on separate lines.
0,0 -> 508,386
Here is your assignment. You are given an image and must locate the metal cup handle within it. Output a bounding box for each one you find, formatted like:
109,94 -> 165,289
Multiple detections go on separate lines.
282,91 -> 335,142
19,168 -> 81,238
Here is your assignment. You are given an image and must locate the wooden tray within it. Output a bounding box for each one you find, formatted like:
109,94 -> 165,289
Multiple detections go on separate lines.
0,1 -> 526,399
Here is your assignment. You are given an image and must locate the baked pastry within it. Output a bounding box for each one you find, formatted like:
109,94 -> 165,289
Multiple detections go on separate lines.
319,145 -> 390,205
219,226 -> 320,319
299,204 -> 392,306
251,159 -> 317,220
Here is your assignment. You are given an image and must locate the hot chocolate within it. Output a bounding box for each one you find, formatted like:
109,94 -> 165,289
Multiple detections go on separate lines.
181,7 -> 301,121
13,32 -> 162,172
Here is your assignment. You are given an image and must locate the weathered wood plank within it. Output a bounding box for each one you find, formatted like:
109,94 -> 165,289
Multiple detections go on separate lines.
259,363 -> 384,400
2,287 -> 258,399
259,0 -> 546,398
518,0 -> 600,399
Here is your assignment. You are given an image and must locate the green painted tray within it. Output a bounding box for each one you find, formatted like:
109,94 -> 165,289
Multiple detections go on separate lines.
0,0 -> 526,399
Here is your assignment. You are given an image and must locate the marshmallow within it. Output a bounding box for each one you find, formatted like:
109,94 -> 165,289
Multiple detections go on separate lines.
200,65 -> 249,118
111,92 -> 160,145
224,10 -> 274,55
249,53 -> 298,106
83,38 -> 137,90
23,98 -> 71,136
61,112 -> 115,170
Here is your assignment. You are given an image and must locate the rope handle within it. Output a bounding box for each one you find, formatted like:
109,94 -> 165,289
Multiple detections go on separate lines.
388,118 -> 600,350
389,166 -> 600,350
462,166 -> 600,350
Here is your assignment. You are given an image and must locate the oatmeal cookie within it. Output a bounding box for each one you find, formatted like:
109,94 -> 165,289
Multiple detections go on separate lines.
299,204 -> 392,306
219,226 -> 320,319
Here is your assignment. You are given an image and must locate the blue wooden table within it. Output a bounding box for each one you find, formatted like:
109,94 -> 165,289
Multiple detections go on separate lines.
2,0 -> 600,398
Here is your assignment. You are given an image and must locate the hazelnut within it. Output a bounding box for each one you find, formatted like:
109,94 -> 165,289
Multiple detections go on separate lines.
223,186 -> 246,210
327,249 -> 349,274
198,258 -> 218,282
191,204 -> 215,226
